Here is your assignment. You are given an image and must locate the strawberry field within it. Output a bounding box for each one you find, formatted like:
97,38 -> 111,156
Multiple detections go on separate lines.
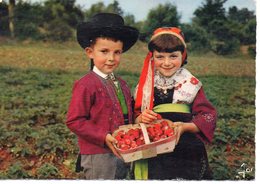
0,40 -> 255,180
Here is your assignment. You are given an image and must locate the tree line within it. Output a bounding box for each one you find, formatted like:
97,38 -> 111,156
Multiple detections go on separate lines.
0,0 -> 256,56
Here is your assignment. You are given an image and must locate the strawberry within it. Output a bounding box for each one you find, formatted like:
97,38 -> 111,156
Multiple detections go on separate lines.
120,144 -> 130,150
147,127 -> 156,138
115,134 -> 122,141
155,128 -> 163,136
124,138 -> 131,145
123,134 -> 130,140
132,129 -> 140,138
153,136 -> 160,142
157,114 -> 162,119
161,121 -> 168,127
162,125 -> 169,131
139,135 -> 144,141
128,129 -> 135,135
129,135 -> 136,141
164,129 -> 174,137
136,138 -> 144,146
153,123 -> 162,130
117,130 -> 125,136
130,141 -> 137,148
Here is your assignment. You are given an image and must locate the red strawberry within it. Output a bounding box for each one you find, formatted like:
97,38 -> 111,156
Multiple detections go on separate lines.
123,134 -> 130,139
139,135 -> 144,141
128,129 -> 135,135
157,114 -> 162,119
115,134 -> 122,141
147,127 -> 155,136
129,135 -> 136,141
226,144 -> 231,152
153,136 -> 160,142
120,144 -> 130,150
155,129 -> 163,136
132,129 -> 140,139
124,138 -> 131,145
161,121 -> 168,127
117,130 -> 125,136
147,127 -> 153,132
136,138 -> 144,146
130,141 -> 137,148
117,140 -> 124,148
162,125 -> 169,131
164,129 -> 174,137
153,123 -> 162,130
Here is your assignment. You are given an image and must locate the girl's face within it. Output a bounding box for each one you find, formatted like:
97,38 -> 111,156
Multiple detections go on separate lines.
153,50 -> 182,77
86,38 -> 123,74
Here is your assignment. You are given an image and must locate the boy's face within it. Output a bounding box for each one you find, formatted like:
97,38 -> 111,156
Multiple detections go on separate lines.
153,50 -> 182,77
85,38 -> 123,74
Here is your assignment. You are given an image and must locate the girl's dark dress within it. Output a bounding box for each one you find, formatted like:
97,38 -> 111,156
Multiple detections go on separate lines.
147,88 -> 212,180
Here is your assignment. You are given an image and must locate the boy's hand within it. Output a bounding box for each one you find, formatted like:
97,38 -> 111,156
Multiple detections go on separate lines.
138,109 -> 159,124
105,133 -> 122,159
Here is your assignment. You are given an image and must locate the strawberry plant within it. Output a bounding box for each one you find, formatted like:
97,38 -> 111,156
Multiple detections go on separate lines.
36,163 -> 60,179
6,162 -> 31,179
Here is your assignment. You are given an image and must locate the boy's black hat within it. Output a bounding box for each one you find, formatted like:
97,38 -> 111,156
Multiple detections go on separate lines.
77,13 -> 139,52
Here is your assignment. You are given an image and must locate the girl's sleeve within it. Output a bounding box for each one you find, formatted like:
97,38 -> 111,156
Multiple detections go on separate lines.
65,81 -> 108,147
191,87 -> 217,143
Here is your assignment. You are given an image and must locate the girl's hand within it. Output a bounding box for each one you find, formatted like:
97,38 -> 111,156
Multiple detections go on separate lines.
105,134 -> 122,159
138,109 -> 159,124
162,120 -> 184,145
167,121 -> 200,145
171,122 -> 185,145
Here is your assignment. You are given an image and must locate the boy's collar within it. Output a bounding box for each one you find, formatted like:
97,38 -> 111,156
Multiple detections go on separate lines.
93,66 -> 113,79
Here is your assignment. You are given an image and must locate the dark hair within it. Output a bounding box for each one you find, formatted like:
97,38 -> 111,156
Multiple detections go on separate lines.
148,34 -> 184,53
89,35 -> 123,47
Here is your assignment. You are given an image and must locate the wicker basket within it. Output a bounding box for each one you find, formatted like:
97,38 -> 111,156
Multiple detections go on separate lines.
112,121 -> 176,162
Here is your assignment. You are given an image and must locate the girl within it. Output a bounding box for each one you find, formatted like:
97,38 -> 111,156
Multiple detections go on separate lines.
134,27 -> 217,180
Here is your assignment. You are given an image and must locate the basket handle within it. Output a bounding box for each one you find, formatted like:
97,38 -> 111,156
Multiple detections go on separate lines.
140,123 -> 150,144
118,124 -> 133,129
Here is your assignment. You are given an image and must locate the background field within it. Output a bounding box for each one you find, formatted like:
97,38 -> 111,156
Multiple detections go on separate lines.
0,40 -> 255,180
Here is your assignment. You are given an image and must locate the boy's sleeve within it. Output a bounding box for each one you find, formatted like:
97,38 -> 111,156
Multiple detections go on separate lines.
65,81 -> 108,147
191,87 -> 217,143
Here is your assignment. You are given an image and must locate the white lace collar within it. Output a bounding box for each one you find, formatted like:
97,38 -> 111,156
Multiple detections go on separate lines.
154,70 -> 176,94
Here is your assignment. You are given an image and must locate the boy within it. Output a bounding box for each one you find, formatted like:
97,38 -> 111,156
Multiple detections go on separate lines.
66,13 -> 139,179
